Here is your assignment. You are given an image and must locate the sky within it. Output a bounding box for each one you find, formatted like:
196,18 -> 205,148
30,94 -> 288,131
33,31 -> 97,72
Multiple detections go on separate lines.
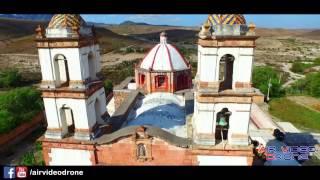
81,14 -> 320,29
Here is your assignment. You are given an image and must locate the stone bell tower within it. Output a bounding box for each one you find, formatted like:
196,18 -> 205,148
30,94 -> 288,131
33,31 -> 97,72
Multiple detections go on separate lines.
36,14 -> 108,140
193,14 -> 259,146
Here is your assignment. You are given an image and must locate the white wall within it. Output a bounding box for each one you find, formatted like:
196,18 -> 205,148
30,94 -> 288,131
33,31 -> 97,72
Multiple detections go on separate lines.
38,44 -> 102,86
197,46 -> 254,85
52,48 -> 83,81
193,101 -> 251,145
49,148 -> 92,165
197,155 -> 248,166
43,87 -> 107,132
80,45 -> 102,81
198,46 -> 218,82
38,49 -> 55,82
236,49 -> 254,82
194,102 -> 215,134
43,98 -> 60,129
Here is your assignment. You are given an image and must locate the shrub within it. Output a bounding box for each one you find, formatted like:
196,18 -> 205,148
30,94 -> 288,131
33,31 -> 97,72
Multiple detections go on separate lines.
0,87 -> 43,134
314,57 -> 320,65
288,72 -> 320,97
0,69 -> 22,88
19,142 -> 45,166
291,62 -> 313,74
20,152 -> 37,166
252,66 -> 284,98
104,80 -> 113,95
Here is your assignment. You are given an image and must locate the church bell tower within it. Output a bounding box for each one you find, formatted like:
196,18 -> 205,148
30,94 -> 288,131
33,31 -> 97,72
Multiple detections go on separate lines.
36,14 -> 108,140
193,14 -> 259,146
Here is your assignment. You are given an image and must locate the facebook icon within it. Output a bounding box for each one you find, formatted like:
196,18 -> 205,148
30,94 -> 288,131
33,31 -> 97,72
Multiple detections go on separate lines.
3,167 -> 15,179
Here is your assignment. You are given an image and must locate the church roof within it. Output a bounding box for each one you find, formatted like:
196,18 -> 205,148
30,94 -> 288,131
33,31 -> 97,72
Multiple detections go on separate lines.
140,32 -> 189,71
48,14 -> 86,29
207,14 -> 246,26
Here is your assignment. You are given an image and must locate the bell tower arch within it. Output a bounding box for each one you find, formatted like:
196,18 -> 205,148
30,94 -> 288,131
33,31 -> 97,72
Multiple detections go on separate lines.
36,14 -> 108,140
193,14 -> 260,146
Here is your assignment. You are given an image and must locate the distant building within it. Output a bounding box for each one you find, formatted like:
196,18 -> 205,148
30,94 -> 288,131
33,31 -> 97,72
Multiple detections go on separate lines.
38,14 -> 264,166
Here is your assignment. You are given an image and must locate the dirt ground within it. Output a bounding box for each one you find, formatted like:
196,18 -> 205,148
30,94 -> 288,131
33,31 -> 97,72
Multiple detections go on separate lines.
101,52 -> 145,67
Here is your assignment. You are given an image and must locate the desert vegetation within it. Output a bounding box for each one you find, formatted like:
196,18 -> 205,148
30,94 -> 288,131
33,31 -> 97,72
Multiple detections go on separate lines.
287,72 -> 320,97
101,60 -> 138,85
290,57 -> 320,74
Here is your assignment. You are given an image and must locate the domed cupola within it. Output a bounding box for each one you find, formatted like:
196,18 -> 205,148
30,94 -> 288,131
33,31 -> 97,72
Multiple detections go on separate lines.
199,14 -> 256,38
135,32 -> 192,94
139,32 -> 190,71
43,14 -> 94,38
48,14 -> 86,29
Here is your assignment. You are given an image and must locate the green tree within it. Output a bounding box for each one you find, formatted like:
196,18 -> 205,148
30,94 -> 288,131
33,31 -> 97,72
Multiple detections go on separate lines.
0,87 -> 43,134
252,66 -> 284,98
288,72 -> 320,97
0,69 -> 22,88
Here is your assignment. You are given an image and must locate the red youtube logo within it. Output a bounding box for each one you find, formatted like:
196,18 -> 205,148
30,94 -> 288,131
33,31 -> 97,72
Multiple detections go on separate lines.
16,167 -> 28,178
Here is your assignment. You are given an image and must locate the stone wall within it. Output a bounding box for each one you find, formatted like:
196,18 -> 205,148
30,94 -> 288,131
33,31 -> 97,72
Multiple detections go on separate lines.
109,90 -> 141,131
113,76 -> 135,110
96,137 -> 196,165
40,134 -> 254,166
113,90 -> 131,110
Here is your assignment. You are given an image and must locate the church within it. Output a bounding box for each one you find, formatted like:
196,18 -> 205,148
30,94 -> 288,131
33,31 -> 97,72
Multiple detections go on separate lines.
37,14 -> 264,165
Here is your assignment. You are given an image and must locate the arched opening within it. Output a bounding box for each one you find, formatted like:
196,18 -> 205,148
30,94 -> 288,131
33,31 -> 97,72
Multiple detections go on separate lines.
88,52 -> 96,81
60,105 -> 75,137
155,75 -> 167,90
139,73 -> 145,86
219,54 -> 234,91
215,108 -> 231,143
136,143 -> 146,159
54,54 -> 70,87
94,99 -> 101,122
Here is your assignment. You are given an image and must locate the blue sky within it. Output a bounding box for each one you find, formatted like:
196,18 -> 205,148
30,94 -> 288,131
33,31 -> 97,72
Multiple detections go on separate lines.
81,14 -> 320,29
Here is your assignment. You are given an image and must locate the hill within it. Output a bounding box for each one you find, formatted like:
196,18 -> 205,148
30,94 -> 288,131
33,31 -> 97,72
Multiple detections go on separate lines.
130,29 -> 198,44
0,18 -> 48,40
0,18 -> 150,54
120,21 -> 150,26
105,24 -> 194,35
0,14 -> 52,21
299,30 -> 320,40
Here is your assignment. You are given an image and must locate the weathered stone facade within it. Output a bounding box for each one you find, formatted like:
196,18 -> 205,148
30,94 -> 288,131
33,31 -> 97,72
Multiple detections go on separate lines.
40,126 -> 254,165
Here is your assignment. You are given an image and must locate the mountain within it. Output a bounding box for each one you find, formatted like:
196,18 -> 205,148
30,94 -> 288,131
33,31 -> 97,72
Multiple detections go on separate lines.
0,14 -> 53,21
299,30 -> 320,40
119,20 -> 151,26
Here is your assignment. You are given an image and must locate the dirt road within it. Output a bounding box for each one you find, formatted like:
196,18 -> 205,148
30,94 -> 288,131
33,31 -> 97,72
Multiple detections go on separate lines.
281,63 -> 305,88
